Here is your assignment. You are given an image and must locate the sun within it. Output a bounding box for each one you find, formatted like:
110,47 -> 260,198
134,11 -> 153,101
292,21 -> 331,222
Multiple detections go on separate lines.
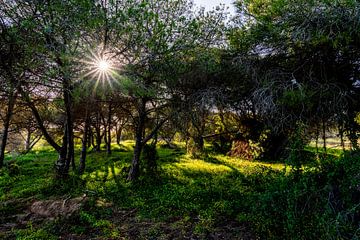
97,60 -> 110,72
79,48 -> 120,90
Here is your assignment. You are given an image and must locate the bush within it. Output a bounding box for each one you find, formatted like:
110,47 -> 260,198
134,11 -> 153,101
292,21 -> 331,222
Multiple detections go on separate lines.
246,152 -> 360,239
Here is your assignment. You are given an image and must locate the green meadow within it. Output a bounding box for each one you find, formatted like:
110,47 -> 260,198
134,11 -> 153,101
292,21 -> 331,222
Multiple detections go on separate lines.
1,142 -> 359,239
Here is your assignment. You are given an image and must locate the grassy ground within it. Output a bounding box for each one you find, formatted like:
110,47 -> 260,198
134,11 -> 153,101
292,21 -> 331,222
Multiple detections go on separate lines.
0,141 -> 359,239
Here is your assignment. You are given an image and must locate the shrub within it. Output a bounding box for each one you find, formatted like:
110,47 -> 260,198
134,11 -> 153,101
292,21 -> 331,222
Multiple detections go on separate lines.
246,152 -> 360,239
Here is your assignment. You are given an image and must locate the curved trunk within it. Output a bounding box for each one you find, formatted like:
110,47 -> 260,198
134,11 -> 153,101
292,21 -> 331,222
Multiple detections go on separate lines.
18,86 -> 61,152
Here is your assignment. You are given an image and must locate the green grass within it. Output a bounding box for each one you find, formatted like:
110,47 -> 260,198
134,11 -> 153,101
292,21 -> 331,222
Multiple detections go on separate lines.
0,142 -> 359,239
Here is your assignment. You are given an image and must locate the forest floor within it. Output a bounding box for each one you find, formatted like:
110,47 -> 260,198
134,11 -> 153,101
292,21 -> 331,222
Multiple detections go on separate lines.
0,141 -> 358,239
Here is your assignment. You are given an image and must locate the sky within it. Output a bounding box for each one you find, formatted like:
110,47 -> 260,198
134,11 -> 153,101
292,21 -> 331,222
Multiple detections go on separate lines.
193,0 -> 236,16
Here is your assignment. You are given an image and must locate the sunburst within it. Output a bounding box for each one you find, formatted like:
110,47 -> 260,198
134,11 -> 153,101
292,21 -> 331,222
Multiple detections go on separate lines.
79,48 -> 120,90
98,60 -> 110,72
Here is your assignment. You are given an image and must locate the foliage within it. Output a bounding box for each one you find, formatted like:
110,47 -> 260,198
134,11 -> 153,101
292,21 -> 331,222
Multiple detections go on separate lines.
246,151 -> 360,239
227,0 -> 360,159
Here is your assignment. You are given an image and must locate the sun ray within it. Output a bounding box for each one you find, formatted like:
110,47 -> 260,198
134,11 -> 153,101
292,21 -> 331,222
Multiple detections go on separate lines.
79,48 -> 122,91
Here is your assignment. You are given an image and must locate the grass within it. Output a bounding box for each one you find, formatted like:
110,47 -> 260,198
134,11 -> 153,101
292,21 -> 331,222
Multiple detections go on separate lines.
0,141 -> 359,239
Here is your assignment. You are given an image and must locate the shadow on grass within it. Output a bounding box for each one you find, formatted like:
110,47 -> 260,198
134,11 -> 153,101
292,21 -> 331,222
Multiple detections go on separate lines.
157,147 -> 186,164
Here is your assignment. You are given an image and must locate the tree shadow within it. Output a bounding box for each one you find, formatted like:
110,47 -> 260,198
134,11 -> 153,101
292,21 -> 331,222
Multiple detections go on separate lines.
157,148 -> 186,164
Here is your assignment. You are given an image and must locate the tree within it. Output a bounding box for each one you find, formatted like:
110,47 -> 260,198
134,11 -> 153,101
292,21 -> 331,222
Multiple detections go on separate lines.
0,9 -> 27,167
1,0 -> 102,176
231,0 -> 360,159
101,0 -> 226,180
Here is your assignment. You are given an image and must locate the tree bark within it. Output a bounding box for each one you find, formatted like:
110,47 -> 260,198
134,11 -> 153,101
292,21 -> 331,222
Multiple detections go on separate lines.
128,98 -> 147,181
0,89 -> 16,168
95,113 -> 102,152
322,119 -> 327,152
107,102 -> 112,155
315,124 -> 319,154
187,135 -> 204,158
67,121 -> 75,171
338,120 -> 345,151
56,123 -> 68,176
64,81 -> 75,171
79,116 -> 90,174
116,125 -> 122,145
25,128 -> 31,152
56,74 -> 75,176
347,109 -> 359,150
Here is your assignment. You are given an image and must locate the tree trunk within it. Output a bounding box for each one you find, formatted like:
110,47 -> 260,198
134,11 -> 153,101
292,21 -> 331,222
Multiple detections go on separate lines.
187,135 -> 204,158
67,121 -> 75,171
79,116 -> 90,174
66,94 -> 75,171
18,86 -> 61,152
56,123 -> 68,176
347,109 -> 359,151
55,72 -> 74,177
61,76 -> 75,174
315,124 -> 319,154
322,119 -> 327,152
25,128 -> 31,152
95,115 -> 102,152
89,128 -> 95,149
22,128 -> 41,154
103,126 -> 108,146
338,121 -> 345,151
107,103 -> 112,155
0,90 -> 16,168
116,125 -> 122,145
128,99 -> 146,181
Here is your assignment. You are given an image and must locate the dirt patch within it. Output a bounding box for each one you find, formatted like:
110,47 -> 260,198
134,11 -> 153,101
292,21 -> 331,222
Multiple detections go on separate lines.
0,195 -> 88,236
29,194 -> 88,220
1,197 -> 257,239
0,197 -> 34,233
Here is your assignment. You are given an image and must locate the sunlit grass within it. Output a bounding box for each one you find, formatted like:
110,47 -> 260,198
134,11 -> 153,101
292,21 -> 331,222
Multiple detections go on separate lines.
1,141 -> 355,239
0,141 -> 311,203
87,166 -> 122,180
174,157 -> 232,174
215,155 -> 286,172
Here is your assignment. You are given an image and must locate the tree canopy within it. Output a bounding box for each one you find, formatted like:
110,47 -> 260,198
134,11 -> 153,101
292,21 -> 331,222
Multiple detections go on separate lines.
0,0 -> 359,176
